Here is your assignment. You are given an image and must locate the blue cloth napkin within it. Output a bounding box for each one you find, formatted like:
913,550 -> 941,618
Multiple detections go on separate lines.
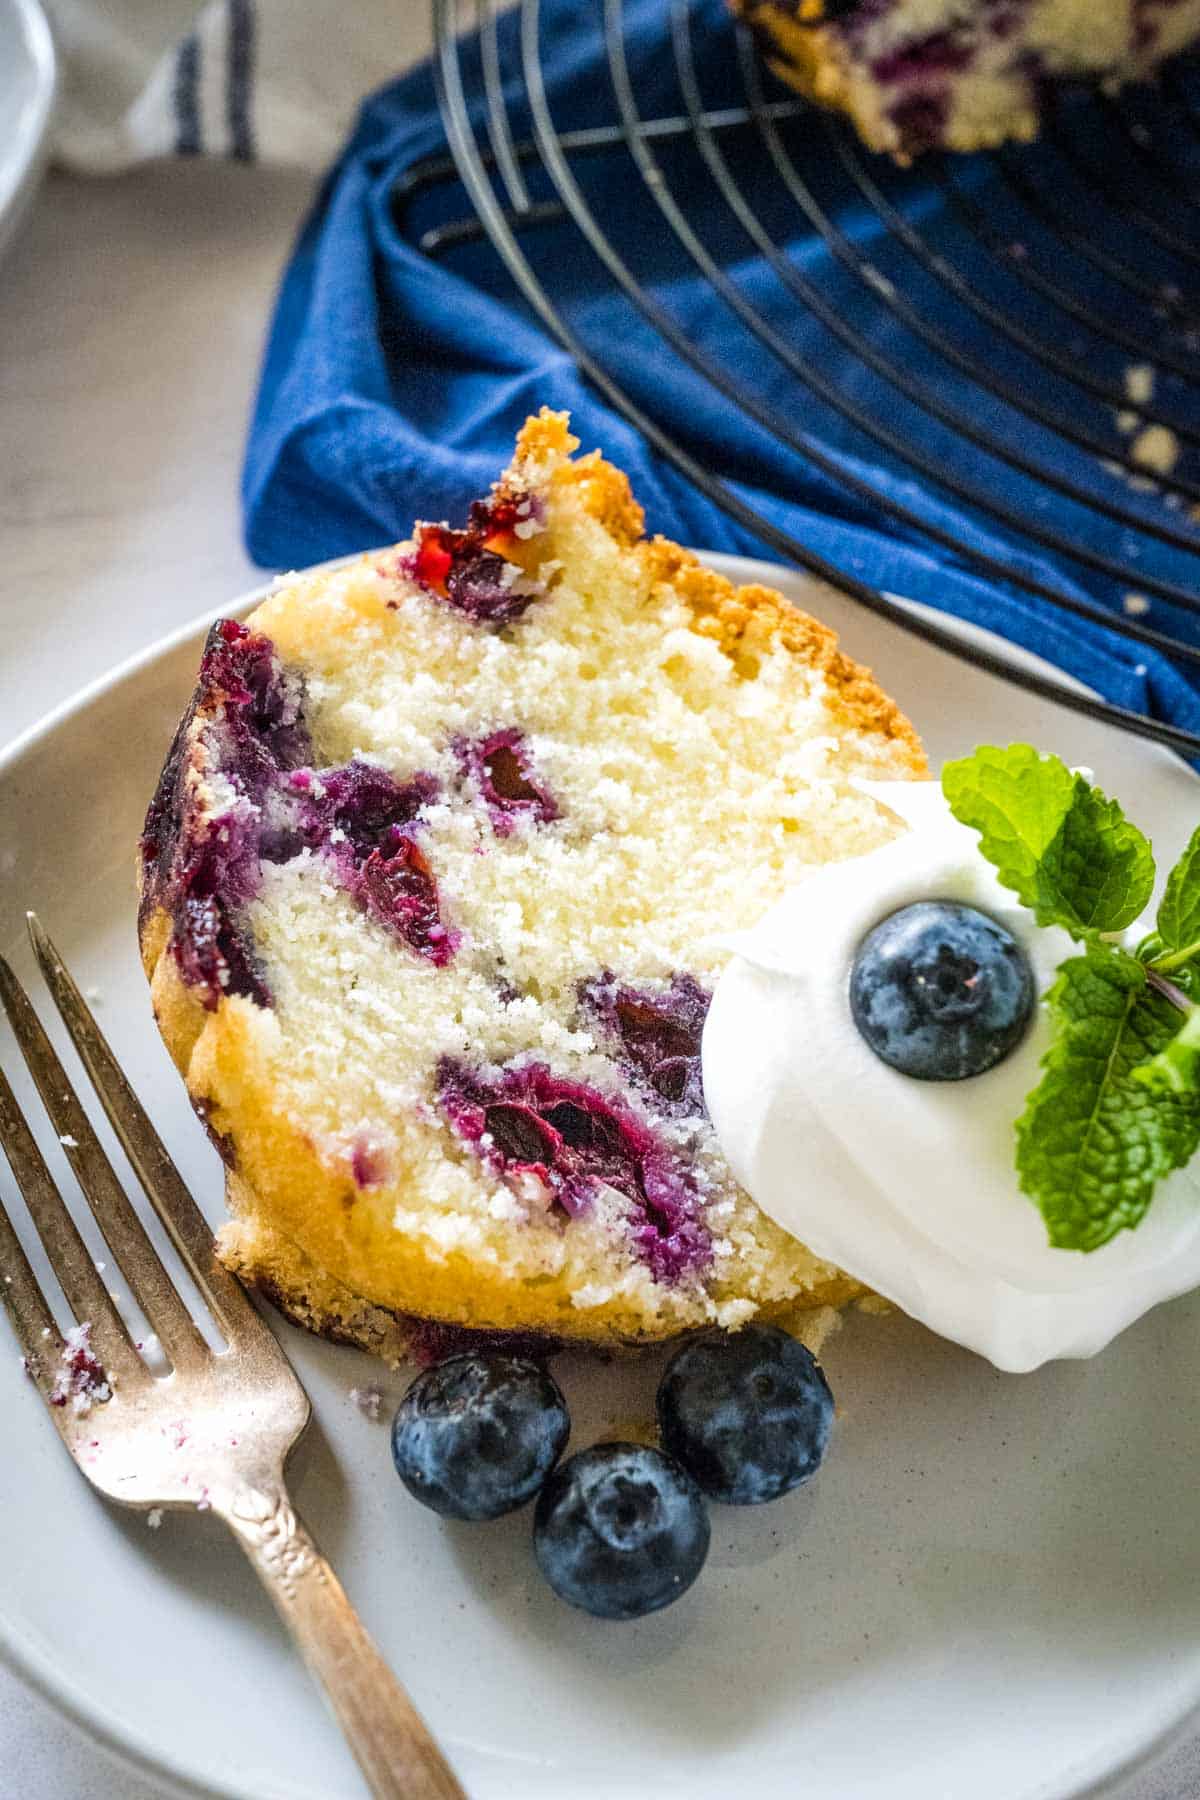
244,0 -> 1200,741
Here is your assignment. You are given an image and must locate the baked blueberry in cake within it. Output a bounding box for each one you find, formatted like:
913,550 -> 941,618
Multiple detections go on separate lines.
734,1 -> 1200,158
138,410 -> 924,1357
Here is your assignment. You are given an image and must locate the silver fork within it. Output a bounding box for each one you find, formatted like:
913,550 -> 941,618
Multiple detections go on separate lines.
0,914 -> 466,1800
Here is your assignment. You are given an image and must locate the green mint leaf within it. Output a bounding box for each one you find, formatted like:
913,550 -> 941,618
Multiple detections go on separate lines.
942,744 -> 1074,914
942,744 -> 1154,941
1016,946 -> 1200,1251
1044,782 -> 1156,938
1157,824 -> 1200,957
1134,1007 -> 1200,1098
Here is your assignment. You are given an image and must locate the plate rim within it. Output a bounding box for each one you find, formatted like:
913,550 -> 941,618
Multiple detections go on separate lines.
0,0 -> 58,262
1,551 -> 1197,1800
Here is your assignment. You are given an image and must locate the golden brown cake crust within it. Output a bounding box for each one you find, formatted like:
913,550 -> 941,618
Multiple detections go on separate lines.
729,2 -> 869,141
732,4 -> 851,107
217,1171 -> 858,1361
138,411 -> 921,1355
520,410 -> 924,773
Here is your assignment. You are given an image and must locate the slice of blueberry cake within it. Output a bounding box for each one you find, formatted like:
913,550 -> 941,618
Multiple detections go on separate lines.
138,411 -> 924,1357
735,1 -> 1200,158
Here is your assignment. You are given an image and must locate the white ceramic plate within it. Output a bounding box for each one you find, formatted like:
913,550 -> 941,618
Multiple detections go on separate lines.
0,0 -> 56,265
2,555 -> 1199,1800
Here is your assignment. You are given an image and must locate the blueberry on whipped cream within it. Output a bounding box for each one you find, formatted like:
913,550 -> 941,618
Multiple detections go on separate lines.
850,900 -> 1035,1081
702,775 -> 1200,1372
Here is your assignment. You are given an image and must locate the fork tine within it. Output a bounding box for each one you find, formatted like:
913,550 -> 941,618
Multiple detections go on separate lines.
26,918 -> 276,1353
0,1184 -> 65,1401
0,1196 -> 93,1450
0,955 -> 212,1374
0,1065 -> 147,1395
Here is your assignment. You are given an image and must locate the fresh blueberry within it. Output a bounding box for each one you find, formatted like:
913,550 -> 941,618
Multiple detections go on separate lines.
849,899 -> 1034,1081
391,1353 -> 569,1521
657,1325 -> 834,1506
533,1443 -> 710,1620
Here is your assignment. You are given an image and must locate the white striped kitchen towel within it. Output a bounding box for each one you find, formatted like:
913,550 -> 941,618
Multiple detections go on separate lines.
44,0 -> 434,173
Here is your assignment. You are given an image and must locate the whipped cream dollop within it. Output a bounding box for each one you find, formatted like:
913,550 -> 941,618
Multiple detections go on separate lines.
702,781 -> 1200,1372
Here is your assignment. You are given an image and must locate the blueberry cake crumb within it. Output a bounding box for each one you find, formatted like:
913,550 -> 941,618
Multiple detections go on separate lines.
734,1 -> 1200,159
49,1323 -> 112,1416
139,408 -> 924,1350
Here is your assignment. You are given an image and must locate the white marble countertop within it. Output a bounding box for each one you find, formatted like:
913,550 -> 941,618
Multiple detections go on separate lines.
1,158 -> 1198,1800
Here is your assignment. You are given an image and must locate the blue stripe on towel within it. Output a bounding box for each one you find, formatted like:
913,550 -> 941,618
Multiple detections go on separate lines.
173,33 -> 201,157
227,0 -> 256,163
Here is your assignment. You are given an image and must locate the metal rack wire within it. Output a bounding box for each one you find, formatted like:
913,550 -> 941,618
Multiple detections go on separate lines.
396,0 -> 1200,756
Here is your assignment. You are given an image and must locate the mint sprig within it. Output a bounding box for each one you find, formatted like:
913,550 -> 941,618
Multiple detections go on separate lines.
941,743 -> 1154,940
1015,948 -> 1200,1251
1135,1008 -> 1200,1099
942,745 -> 1200,1253
1157,823 -> 1200,961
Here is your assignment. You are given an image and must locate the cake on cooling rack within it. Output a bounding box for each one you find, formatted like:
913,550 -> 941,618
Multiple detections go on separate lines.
138,410 -> 925,1358
735,1 -> 1200,158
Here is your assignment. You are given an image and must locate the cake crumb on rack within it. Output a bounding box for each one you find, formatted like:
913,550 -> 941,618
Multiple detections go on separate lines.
1130,424 -> 1179,479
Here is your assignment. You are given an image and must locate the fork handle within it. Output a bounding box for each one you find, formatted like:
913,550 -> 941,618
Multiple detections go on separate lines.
222,1482 -> 467,1800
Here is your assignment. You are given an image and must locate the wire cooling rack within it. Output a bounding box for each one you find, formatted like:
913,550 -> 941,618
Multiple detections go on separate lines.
395,1 -> 1200,756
